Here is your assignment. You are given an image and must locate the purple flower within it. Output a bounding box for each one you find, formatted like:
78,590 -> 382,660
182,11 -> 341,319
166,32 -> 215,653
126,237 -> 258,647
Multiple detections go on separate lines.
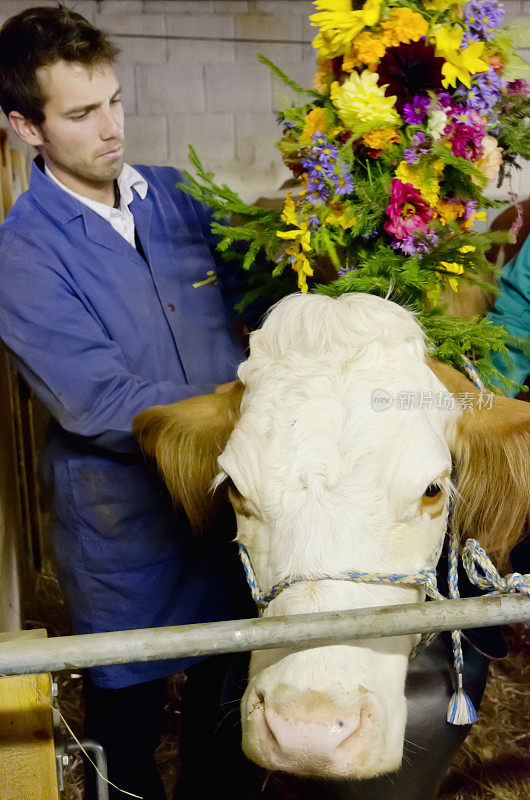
302,135 -> 354,201
404,131 -> 431,164
276,112 -> 294,131
391,230 -> 439,257
464,1 -> 505,42
305,179 -> 330,204
463,199 -> 477,221
312,132 -> 339,162
456,67 -> 506,112
403,96 -> 430,124
461,31 -> 481,47
332,162 -> 355,197
307,215 -> 320,230
437,92 -> 454,110
391,235 -> 418,255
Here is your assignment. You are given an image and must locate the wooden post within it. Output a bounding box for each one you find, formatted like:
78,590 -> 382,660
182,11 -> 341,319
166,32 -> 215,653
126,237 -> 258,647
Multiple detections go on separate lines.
0,629 -> 59,800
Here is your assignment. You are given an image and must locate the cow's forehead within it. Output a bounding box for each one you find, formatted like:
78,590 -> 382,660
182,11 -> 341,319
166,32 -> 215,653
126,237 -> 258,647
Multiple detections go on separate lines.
222,356 -> 455,509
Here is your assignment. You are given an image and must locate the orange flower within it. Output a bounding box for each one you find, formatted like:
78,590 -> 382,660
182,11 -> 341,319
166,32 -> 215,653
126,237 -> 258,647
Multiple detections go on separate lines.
362,127 -> 401,156
381,8 -> 428,47
300,107 -> 328,145
435,198 -> 465,224
351,31 -> 387,70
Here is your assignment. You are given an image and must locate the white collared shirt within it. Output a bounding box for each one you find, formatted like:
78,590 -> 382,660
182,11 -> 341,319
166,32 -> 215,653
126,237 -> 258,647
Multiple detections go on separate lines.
45,162 -> 148,249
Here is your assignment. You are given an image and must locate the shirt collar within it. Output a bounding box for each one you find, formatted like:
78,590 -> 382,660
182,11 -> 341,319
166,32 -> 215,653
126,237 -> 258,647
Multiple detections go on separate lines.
44,162 -> 148,219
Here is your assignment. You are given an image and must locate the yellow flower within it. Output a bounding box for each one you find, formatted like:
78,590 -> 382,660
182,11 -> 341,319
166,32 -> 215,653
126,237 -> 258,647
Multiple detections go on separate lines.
300,108 -> 328,145
331,70 -> 399,136
349,31 -> 387,70
434,26 -> 488,88
289,248 -> 314,293
380,8 -> 429,47
424,0 -> 455,9
280,193 -> 299,227
325,208 -> 356,229
362,127 -> 401,151
395,160 -> 444,208
276,227 -> 312,252
439,261 -> 464,292
277,219 -> 314,292
310,0 -> 383,58
435,198 -> 465,224
461,210 -> 487,230
459,245 -> 476,253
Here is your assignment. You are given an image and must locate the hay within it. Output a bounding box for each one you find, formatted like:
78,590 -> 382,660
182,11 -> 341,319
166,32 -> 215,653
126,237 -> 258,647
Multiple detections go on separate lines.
24,573 -> 529,800
438,625 -> 530,800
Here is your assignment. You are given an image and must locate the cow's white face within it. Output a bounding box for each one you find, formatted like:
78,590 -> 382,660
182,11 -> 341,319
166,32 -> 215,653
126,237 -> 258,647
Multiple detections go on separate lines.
217,293 -> 460,778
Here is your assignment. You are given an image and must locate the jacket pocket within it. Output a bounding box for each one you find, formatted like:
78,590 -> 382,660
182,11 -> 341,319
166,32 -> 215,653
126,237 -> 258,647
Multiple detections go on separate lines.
68,460 -> 187,574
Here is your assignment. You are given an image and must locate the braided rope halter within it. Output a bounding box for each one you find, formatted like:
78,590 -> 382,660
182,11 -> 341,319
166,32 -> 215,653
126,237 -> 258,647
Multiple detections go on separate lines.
238,526 -> 530,726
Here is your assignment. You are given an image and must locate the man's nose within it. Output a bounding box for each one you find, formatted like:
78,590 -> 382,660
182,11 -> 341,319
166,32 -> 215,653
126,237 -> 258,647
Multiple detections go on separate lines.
100,107 -> 122,140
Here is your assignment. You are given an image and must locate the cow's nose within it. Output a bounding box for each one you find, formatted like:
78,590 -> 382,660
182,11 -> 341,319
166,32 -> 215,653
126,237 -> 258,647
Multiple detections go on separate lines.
261,703 -> 377,770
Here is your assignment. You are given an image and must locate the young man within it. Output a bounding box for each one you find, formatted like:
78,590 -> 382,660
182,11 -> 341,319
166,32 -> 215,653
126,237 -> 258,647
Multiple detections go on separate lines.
0,7 -> 255,799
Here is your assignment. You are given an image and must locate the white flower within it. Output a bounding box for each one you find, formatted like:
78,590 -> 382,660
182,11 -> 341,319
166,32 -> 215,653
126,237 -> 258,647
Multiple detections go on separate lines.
478,136 -> 503,182
427,106 -> 449,141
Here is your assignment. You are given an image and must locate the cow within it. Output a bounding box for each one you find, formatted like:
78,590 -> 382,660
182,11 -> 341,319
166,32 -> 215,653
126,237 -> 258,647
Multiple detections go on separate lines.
133,292 -> 529,785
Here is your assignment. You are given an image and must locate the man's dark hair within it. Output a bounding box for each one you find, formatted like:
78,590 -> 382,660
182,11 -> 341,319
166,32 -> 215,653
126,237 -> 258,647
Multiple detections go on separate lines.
0,5 -> 120,125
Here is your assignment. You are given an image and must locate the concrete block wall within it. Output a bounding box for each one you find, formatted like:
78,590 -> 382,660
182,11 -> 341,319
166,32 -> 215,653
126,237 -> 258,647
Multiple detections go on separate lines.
0,0 -> 528,201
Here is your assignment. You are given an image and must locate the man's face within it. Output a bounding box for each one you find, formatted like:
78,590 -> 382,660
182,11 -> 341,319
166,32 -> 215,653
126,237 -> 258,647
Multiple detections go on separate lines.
35,59 -> 124,190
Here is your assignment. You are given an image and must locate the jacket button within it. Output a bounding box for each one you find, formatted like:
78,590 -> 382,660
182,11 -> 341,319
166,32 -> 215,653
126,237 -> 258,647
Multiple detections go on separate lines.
168,303 -> 175,311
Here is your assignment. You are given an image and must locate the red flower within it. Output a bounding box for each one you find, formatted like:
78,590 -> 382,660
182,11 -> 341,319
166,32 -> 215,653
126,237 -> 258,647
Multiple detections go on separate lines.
384,179 -> 434,240
377,41 -> 444,113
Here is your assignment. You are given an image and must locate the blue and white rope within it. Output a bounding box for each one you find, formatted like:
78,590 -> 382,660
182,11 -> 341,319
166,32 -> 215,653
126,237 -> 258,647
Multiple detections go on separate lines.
238,533 -> 529,726
461,355 -> 487,392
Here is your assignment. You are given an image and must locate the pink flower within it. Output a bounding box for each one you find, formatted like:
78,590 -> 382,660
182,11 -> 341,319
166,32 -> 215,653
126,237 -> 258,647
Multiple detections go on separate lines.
447,108 -> 487,162
384,180 -> 434,240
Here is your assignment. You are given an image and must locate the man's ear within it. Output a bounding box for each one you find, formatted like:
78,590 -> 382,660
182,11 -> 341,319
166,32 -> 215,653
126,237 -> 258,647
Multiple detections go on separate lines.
8,111 -> 45,148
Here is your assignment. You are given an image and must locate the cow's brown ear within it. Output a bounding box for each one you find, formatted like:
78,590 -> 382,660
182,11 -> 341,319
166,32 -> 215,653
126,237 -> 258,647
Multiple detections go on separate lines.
429,358 -> 530,568
133,381 -> 244,529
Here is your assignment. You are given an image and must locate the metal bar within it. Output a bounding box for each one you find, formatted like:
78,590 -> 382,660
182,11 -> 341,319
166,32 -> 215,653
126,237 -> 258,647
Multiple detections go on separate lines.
0,594 -> 528,677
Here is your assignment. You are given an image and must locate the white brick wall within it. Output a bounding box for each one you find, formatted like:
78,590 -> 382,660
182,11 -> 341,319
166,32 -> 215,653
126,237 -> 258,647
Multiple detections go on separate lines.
0,0 -> 528,200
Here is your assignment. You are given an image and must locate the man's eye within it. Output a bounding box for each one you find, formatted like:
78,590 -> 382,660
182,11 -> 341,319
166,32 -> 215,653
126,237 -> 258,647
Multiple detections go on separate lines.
70,112 -> 88,120
111,97 -> 122,105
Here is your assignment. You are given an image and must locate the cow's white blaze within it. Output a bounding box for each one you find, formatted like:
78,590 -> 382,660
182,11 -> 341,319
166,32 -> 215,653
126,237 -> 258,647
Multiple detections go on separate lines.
217,293 -> 460,779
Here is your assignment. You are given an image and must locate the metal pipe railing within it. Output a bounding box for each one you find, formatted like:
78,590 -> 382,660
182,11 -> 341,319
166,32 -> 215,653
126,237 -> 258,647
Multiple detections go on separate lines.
0,594 -> 528,677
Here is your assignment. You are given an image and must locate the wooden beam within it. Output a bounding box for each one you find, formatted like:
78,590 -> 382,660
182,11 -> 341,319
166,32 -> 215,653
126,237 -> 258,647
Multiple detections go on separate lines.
0,629 -> 58,800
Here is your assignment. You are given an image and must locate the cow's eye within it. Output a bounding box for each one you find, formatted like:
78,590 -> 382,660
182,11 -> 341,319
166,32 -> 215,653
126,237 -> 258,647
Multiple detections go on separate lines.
226,476 -> 242,497
424,483 -> 442,498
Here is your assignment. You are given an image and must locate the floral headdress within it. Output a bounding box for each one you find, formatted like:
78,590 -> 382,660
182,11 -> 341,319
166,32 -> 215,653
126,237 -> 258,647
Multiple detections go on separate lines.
183,0 -> 530,391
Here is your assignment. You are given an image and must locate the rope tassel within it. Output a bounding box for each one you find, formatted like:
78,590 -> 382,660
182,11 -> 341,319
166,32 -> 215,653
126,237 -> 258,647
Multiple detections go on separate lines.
447,671 -> 478,725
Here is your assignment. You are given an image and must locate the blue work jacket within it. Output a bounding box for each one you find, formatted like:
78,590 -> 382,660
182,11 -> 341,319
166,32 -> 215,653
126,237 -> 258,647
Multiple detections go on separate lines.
0,159 -> 254,687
